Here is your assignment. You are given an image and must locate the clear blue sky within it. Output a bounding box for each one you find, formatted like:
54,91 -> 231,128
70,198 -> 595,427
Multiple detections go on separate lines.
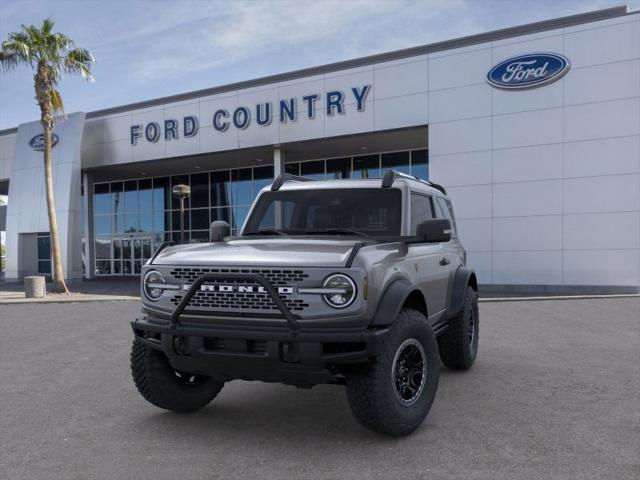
0,0 -> 633,130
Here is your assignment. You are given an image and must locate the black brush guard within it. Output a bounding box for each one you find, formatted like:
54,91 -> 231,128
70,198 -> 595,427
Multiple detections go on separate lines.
170,272 -> 299,335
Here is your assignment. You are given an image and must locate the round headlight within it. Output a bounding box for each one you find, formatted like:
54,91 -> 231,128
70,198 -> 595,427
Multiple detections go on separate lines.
322,274 -> 356,308
143,270 -> 165,301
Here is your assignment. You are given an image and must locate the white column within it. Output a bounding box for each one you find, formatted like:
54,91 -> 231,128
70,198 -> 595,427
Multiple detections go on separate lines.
273,146 -> 285,177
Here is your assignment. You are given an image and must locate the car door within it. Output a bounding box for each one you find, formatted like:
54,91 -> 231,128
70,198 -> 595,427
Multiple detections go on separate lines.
408,192 -> 449,319
435,196 -> 463,306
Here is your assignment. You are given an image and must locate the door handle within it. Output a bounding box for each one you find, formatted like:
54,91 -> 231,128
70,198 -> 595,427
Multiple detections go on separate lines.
439,257 -> 450,266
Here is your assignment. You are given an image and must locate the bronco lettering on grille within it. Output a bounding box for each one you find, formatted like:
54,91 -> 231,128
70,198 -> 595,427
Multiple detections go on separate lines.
182,284 -> 295,295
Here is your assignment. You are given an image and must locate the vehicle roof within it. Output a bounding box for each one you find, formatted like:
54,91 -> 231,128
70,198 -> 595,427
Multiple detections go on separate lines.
259,177 -> 447,197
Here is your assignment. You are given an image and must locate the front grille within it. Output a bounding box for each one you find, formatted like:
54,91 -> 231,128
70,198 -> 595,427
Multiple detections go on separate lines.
170,267 -> 308,286
168,267 -> 311,314
170,292 -> 309,311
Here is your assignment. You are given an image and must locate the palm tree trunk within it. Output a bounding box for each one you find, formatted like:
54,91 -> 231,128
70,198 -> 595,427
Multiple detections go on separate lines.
43,123 -> 69,294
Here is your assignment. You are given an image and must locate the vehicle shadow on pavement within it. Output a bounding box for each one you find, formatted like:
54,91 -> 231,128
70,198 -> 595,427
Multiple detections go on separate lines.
131,381 -> 417,443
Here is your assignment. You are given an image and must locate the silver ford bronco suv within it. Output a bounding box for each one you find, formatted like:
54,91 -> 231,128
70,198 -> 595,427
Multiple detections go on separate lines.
130,170 -> 479,436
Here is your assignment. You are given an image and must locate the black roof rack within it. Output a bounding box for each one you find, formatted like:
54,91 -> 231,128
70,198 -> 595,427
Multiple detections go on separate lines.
271,173 -> 316,191
381,170 -> 447,195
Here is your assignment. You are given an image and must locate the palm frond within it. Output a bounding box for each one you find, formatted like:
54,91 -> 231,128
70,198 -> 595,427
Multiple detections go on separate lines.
50,88 -> 64,113
64,47 -> 94,81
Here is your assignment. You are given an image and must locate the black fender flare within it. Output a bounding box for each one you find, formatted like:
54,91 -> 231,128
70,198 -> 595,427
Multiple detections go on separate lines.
446,266 -> 477,319
370,278 -> 422,326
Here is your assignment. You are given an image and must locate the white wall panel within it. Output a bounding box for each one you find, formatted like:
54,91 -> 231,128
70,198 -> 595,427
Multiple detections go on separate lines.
446,184 -> 492,219
493,180 -> 562,217
564,98 -> 640,142
493,108 -> 563,149
199,124 -> 239,153
564,135 -> 640,178
564,60 -> 640,106
324,68 -> 374,107
563,250 -> 640,286
492,33 -> 563,59
564,212 -> 640,250
279,112 -> 325,144
493,215 -> 562,251
428,48 -> 492,90
428,84 -> 491,123
429,116 -> 491,155
429,150 -> 492,187
456,218 -> 492,251
373,93 -> 428,131
564,20 -> 640,68
493,143 -> 562,183
374,60 -> 427,100
493,251 -> 563,285
564,174 -> 640,214
325,102 -> 374,138
492,80 -> 563,115
466,251 -> 492,284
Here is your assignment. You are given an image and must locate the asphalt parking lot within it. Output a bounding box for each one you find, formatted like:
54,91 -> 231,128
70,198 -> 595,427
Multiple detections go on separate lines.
1,297 -> 638,480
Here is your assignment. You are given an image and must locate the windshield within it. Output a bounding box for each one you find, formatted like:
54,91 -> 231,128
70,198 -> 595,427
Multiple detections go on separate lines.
242,188 -> 402,237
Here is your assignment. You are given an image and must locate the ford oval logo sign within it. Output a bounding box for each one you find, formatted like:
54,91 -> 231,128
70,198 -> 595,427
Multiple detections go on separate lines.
29,133 -> 59,151
487,53 -> 570,90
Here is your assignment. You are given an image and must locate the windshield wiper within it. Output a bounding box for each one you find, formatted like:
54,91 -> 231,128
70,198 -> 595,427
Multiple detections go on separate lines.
305,228 -> 370,237
243,229 -> 287,236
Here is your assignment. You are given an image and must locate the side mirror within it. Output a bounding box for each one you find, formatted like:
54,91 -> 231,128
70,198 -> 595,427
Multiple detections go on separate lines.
210,221 -> 230,242
416,219 -> 452,243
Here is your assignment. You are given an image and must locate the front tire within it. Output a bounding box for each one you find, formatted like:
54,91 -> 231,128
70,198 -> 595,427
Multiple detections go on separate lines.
438,286 -> 479,370
345,309 -> 440,436
131,339 -> 224,413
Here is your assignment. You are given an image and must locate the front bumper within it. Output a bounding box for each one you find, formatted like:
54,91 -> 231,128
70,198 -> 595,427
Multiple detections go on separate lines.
131,316 -> 389,386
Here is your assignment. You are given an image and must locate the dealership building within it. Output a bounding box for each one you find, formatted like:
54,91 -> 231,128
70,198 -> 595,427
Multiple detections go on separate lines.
0,5 -> 638,292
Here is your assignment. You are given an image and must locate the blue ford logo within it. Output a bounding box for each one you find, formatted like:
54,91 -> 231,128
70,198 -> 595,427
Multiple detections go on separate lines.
29,133 -> 59,151
487,53 -> 570,90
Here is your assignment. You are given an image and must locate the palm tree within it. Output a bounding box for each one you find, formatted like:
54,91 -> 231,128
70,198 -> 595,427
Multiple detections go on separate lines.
0,18 -> 94,293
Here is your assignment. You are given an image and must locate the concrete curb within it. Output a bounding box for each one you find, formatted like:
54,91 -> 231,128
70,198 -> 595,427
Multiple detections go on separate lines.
0,295 -> 140,305
479,293 -> 640,303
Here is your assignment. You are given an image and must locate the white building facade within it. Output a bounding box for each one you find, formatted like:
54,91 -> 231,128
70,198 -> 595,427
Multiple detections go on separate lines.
0,6 -> 638,292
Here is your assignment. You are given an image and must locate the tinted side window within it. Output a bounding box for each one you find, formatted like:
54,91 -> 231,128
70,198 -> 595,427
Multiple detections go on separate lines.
410,193 -> 435,235
436,197 -> 457,236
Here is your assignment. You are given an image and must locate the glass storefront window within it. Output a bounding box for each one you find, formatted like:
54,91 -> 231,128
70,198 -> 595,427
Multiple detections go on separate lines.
153,177 -> 170,211
300,160 -> 325,180
353,154 -> 380,178
92,148 -> 427,275
382,151 -> 410,175
94,215 -> 110,235
171,210 -> 190,232
124,180 -> 138,213
326,158 -> 350,179
190,172 -> 209,208
111,182 -> 123,216
138,179 -> 153,212
285,163 -> 299,175
94,183 -> 110,214
210,171 -> 230,207
231,168 -> 252,206
411,149 -> 428,180
253,166 -> 274,195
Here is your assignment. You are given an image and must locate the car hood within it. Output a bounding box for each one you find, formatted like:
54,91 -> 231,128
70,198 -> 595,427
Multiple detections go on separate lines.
151,238 -> 365,267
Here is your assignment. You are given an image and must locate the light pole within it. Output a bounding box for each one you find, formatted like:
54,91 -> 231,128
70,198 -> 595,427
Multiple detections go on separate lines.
172,184 -> 191,244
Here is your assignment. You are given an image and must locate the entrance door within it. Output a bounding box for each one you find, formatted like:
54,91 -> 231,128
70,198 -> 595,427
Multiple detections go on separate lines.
113,236 -> 153,275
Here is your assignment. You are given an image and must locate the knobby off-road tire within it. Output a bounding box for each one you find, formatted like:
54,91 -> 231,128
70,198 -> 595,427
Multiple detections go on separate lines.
438,286 -> 479,370
345,309 -> 440,436
131,339 -> 224,413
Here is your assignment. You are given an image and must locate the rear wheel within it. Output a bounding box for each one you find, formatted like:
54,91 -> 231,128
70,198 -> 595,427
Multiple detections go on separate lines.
131,339 -> 224,412
438,286 -> 479,370
345,309 -> 439,436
